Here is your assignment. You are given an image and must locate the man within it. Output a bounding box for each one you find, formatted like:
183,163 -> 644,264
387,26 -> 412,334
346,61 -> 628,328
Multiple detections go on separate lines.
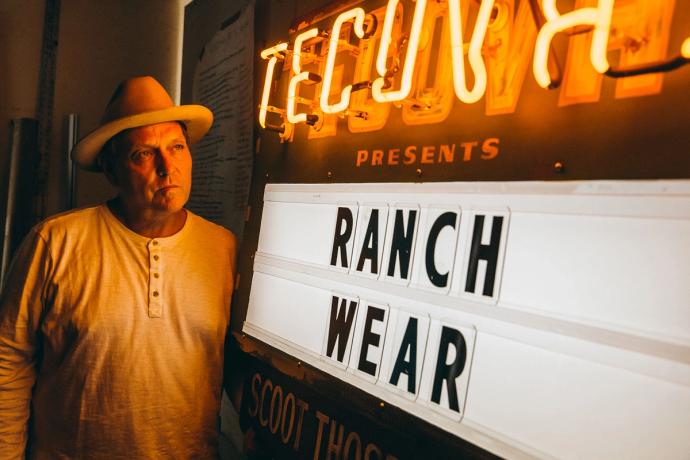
0,76 -> 237,458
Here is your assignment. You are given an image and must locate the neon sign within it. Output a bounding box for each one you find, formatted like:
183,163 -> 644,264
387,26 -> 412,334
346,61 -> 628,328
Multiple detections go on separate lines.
371,0 -> 427,103
287,28 -> 319,124
259,42 -> 289,130
533,0 -> 615,88
258,0 -> 689,139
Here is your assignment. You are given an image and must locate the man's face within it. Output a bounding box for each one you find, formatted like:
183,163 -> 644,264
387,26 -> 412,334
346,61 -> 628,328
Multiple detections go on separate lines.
109,121 -> 192,217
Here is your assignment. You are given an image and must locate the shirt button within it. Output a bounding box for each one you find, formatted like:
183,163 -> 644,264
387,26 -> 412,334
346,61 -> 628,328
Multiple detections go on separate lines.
152,240 -> 158,246
152,291 -> 159,297
153,255 -> 159,261
153,273 -> 159,279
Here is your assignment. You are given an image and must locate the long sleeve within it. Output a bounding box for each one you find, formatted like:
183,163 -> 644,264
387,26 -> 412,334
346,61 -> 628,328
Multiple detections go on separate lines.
0,230 -> 53,459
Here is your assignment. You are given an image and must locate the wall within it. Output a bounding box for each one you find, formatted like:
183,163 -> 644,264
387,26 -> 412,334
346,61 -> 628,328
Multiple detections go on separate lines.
53,0 -> 184,211
0,0 -> 44,237
0,0 -> 187,240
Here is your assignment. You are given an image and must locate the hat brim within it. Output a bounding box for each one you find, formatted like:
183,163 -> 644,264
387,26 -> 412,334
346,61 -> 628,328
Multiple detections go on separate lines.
71,105 -> 213,172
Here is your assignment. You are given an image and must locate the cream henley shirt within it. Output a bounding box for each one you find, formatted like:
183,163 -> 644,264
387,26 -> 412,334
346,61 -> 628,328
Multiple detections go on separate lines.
0,204 -> 236,459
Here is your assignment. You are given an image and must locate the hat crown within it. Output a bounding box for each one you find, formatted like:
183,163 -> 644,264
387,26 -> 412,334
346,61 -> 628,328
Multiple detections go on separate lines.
101,76 -> 174,124
73,75 -> 213,171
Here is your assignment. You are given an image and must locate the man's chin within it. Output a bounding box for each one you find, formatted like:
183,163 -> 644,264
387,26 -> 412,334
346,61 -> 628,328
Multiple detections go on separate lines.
152,198 -> 187,215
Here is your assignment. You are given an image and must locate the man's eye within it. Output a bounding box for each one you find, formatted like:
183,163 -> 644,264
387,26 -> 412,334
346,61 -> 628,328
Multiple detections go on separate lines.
132,150 -> 153,161
173,144 -> 186,150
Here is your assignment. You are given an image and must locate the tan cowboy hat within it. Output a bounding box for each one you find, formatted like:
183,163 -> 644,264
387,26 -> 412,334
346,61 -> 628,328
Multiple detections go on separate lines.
72,76 -> 213,171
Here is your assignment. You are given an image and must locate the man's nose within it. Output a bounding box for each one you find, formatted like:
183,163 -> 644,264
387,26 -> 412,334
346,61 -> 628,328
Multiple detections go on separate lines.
155,151 -> 175,178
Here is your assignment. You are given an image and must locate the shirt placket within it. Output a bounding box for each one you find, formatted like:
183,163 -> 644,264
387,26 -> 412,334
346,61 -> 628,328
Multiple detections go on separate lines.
147,239 -> 163,318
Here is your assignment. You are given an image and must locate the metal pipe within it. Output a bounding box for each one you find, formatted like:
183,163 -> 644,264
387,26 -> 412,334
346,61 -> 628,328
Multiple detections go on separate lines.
1,119 -> 38,287
66,113 -> 79,209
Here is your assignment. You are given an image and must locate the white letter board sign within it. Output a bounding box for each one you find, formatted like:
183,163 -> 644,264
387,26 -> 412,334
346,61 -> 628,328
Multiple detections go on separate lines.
244,180 -> 690,459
